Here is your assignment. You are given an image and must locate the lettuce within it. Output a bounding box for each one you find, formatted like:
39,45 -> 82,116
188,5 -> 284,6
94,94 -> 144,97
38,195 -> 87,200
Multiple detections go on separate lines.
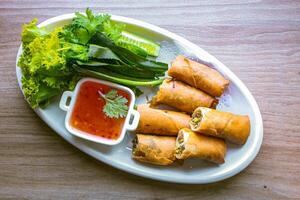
19,20 -> 85,108
21,75 -> 61,108
21,19 -> 48,44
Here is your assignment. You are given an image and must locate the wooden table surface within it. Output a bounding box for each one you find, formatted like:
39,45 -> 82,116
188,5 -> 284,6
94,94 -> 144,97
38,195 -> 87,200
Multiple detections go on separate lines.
1,0 -> 299,199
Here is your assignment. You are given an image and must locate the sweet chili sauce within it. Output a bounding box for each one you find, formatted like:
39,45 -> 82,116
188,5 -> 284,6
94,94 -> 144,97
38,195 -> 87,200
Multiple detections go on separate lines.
70,81 -> 130,140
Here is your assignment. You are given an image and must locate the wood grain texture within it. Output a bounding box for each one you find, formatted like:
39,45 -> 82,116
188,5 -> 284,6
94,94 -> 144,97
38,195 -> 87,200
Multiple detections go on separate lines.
0,0 -> 299,199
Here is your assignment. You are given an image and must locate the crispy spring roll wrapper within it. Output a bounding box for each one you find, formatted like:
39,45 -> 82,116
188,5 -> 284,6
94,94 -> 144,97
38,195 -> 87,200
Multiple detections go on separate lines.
132,134 -> 176,166
168,55 -> 230,97
151,79 -> 218,113
190,107 -> 250,145
175,128 -> 226,164
136,104 -> 190,136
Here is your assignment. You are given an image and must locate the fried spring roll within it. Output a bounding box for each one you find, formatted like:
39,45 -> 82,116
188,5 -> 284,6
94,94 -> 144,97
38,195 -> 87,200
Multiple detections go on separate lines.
132,134 -> 176,166
136,104 -> 190,136
190,107 -> 250,145
175,128 -> 226,164
151,79 -> 218,113
168,55 -> 230,97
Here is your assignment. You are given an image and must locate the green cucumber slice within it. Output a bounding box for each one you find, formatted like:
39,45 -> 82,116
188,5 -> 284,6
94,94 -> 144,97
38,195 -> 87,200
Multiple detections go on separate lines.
118,31 -> 160,57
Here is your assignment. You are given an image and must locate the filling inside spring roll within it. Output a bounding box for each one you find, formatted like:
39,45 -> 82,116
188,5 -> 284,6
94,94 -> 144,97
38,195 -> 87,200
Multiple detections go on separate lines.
190,111 -> 202,129
175,130 -> 187,157
175,132 -> 184,155
132,136 -> 144,157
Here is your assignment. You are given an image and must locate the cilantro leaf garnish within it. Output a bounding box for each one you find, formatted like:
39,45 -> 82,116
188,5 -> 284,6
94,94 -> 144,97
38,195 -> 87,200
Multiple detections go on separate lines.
98,89 -> 128,119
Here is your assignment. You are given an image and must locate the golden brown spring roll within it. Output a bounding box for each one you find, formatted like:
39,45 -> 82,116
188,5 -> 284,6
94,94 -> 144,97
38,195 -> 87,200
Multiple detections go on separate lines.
175,128 -> 226,164
190,107 -> 250,145
136,104 -> 190,136
132,134 -> 176,166
168,55 -> 230,97
151,79 -> 217,113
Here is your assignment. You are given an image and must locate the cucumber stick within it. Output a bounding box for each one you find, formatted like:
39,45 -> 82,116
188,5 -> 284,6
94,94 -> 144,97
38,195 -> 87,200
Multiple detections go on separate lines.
118,31 -> 160,57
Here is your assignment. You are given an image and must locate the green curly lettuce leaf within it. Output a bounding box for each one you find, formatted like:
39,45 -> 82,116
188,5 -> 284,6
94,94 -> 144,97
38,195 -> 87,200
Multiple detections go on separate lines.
21,75 -> 60,108
21,19 -> 49,44
18,20 -> 87,108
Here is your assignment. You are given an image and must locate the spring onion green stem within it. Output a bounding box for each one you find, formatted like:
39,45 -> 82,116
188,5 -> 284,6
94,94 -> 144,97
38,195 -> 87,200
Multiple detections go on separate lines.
74,65 -> 164,86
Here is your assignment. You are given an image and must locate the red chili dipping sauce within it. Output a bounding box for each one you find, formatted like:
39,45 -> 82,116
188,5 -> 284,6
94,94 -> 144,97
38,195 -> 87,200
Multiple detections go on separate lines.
70,81 -> 131,140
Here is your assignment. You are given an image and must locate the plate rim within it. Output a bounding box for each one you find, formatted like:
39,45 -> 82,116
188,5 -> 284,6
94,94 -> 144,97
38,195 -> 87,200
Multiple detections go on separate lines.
16,13 -> 263,184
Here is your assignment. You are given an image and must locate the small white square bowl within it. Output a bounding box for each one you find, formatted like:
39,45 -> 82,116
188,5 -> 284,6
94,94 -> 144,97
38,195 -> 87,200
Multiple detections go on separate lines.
59,78 -> 140,145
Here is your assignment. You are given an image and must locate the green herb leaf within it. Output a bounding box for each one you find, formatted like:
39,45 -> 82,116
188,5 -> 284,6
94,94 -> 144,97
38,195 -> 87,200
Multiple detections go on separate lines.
73,65 -> 165,86
104,89 -> 118,99
85,44 -> 164,78
61,8 -> 120,45
98,89 -> 128,118
90,32 -> 168,71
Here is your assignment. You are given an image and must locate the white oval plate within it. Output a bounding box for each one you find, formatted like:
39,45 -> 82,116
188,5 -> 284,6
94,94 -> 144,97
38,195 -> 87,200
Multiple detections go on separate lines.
16,13 -> 263,184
